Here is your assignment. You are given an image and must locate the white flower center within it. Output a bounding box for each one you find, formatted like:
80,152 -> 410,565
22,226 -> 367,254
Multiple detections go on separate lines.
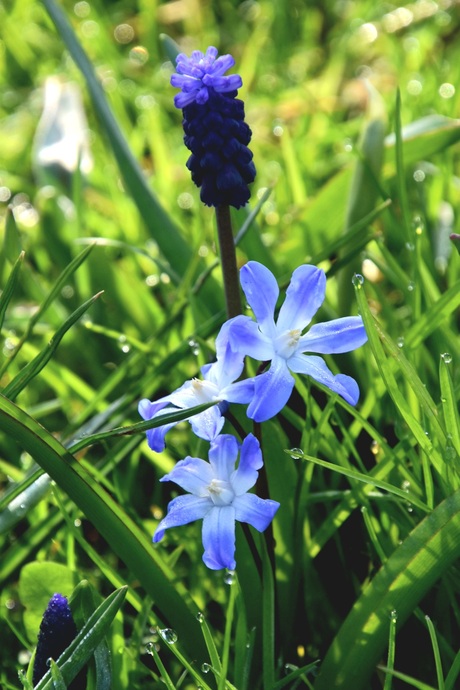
206,478 -> 235,506
274,328 -> 301,360
191,378 -> 221,403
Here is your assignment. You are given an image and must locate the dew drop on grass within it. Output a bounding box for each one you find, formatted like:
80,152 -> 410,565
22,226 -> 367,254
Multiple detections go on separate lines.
441,352 -> 452,364
370,440 -> 379,455
290,448 -> 304,458
145,642 -> 154,654
159,628 -> 178,644
188,339 -> 199,356
196,612 -> 204,623
352,274 -> 364,288
201,663 -> 210,673
390,609 -> 398,622
224,569 -> 235,585
407,281 -> 415,292
396,336 -> 404,348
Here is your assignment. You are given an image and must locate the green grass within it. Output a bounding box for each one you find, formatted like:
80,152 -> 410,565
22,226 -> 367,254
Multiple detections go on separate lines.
1,1 -> 460,688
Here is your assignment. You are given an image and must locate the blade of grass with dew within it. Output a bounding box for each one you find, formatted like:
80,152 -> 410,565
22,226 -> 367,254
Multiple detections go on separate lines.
34,586 -> 127,690
354,279 -> 447,480
439,353 -> 460,458
2,291 -> 103,401
383,610 -> 398,690
0,243 -> 94,377
313,489 -> 460,690
0,393 -> 208,663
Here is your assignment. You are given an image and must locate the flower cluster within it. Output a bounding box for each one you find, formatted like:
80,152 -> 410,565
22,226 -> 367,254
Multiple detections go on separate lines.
140,261 -> 367,570
171,46 -> 256,208
33,593 -> 78,685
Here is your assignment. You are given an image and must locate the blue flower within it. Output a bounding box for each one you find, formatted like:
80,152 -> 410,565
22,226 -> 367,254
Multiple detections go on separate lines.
227,261 -> 368,422
33,593 -> 78,685
139,322 -> 254,452
153,434 -> 280,570
171,46 -> 256,208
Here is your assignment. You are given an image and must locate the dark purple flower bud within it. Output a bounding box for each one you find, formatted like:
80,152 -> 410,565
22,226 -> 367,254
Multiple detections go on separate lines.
33,593 -> 78,685
171,46 -> 256,208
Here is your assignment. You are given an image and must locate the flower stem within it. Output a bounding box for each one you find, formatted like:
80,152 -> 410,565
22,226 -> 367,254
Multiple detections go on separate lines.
215,204 -> 242,318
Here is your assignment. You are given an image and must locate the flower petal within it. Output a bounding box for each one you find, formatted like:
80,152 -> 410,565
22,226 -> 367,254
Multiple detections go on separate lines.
289,354 -> 360,405
222,377 -> 255,404
138,399 -> 178,452
208,435 -> 239,481
209,319 -> 246,386
189,405 -> 225,441
160,456 -> 214,495
276,265 -> 326,332
227,315 -> 274,361
231,433 -> 262,494
153,495 -> 211,542
240,261 -> 278,336
299,316 -> 367,354
247,356 -> 294,422
233,493 -> 280,531
202,506 -> 236,570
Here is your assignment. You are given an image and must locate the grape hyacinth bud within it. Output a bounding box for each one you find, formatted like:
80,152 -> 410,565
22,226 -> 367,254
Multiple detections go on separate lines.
171,46 -> 256,208
33,593 -> 78,685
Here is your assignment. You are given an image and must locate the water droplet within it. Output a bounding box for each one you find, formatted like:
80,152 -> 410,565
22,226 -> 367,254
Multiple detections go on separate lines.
405,241 -> 415,251
290,448 -> 304,459
396,336 -> 404,348
145,642 -> 154,654
390,609 -> 398,622
159,628 -> 178,644
401,480 -> 411,493
441,352 -> 452,364
46,658 -> 52,667
224,569 -> 235,585
201,663 -> 211,674
406,503 -> 414,513
370,440 -> 380,455
352,273 -> 364,287
407,281 -> 415,292
196,612 -> 204,623
188,339 -> 199,356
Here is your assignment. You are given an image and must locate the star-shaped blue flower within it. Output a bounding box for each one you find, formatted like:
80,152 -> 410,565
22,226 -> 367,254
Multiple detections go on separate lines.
227,261 -> 368,422
153,434 -> 279,570
138,322 -> 254,452
171,46 -> 243,108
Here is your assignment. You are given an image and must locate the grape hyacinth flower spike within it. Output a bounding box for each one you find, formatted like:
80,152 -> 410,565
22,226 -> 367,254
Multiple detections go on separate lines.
33,593 -> 78,685
227,261 -> 368,421
153,434 -> 279,570
171,46 -> 256,209
138,321 -> 255,452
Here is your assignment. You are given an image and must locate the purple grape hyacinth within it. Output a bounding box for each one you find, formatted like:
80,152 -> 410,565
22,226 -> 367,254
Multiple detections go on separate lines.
33,593 -> 78,685
171,46 -> 256,208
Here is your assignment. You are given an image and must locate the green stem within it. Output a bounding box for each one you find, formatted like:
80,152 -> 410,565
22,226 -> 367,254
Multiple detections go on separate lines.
215,205 -> 242,318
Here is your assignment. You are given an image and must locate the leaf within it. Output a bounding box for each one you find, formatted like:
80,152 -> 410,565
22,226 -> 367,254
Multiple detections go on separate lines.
0,250 -> 25,331
314,490 -> 460,690
19,562 -> 77,644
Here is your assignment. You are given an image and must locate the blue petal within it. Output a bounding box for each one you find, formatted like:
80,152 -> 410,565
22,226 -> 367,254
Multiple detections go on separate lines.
222,378 -> 255,404
153,495 -> 211,542
233,494 -> 280,531
247,356 -> 295,422
276,265 -> 326,332
138,398 -> 177,452
160,456 -> 213,495
299,317 -> 367,354
189,406 -> 225,441
210,320 -> 246,386
202,506 -> 236,570
228,315 -> 274,361
231,433 -> 262,494
208,435 -> 238,481
240,262 -> 278,336
289,354 -> 360,405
